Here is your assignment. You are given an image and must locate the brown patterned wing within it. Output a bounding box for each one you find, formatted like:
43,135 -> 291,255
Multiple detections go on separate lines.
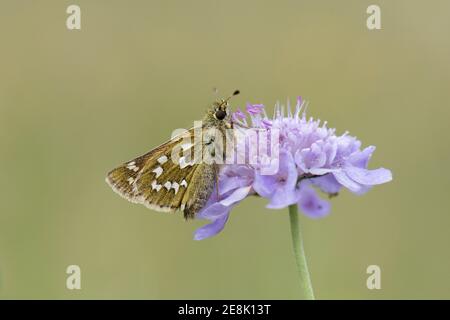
106,128 -> 216,219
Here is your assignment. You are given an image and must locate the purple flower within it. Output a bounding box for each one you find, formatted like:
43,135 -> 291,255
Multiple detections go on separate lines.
246,103 -> 265,115
194,97 -> 392,240
232,108 -> 247,123
253,151 -> 298,209
194,165 -> 254,240
297,180 -> 331,218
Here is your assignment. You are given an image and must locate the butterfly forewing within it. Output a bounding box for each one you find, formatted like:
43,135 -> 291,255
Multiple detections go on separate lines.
105,151 -> 152,204
106,128 -> 212,218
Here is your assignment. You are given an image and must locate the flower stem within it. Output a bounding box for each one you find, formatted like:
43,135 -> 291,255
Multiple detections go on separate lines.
288,204 -> 315,299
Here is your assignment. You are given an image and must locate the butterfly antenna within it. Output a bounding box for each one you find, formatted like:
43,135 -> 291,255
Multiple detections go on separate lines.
223,90 -> 240,104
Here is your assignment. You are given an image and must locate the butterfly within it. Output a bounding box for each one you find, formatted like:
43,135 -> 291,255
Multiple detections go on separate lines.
105,90 -> 240,219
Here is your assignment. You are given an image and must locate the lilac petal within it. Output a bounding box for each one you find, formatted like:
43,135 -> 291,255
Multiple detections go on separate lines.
232,108 -> 246,121
196,202 -> 229,220
266,188 -> 299,209
335,136 -> 361,160
219,186 -> 252,206
253,174 -> 277,197
258,155 -> 280,176
311,174 -> 342,194
194,214 -> 230,240
323,141 -> 337,166
277,151 -> 298,189
247,103 -> 264,115
308,168 -> 338,175
233,165 -> 255,177
295,145 -> 326,173
254,150 -> 297,198
261,119 -> 272,128
298,185 -> 330,218
353,185 -> 372,195
294,150 -> 306,172
344,166 -> 392,185
332,170 -> 363,193
310,144 -> 327,168
348,146 -> 375,168
219,176 -> 243,195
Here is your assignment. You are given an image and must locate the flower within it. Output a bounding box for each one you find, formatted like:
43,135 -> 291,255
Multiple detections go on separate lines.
194,97 -> 392,240
194,165 -> 254,240
231,108 -> 247,123
253,151 -> 298,209
246,103 -> 265,115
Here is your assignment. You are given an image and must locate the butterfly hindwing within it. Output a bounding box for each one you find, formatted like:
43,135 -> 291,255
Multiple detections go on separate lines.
181,163 -> 217,219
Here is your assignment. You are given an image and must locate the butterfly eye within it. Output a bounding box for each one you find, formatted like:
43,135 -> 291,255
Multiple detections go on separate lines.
215,110 -> 227,120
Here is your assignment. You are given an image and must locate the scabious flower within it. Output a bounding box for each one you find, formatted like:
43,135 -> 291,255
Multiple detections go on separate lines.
194,97 -> 392,240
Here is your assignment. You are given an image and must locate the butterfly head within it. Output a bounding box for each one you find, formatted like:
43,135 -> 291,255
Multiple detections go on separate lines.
206,90 -> 240,128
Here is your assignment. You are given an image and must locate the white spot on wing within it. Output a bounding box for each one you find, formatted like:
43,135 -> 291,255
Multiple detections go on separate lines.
157,155 -> 168,164
164,181 -> 172,190
180,179 -> 188,188
179,157 -> 193,169
172,182 -> 179,194
127,177 -> 134,184
151,180 -> 162,191
127,162 -> 139,172
152,166 -> 163,178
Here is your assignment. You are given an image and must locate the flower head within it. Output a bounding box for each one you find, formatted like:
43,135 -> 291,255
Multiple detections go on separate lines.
194,97 -> 392,240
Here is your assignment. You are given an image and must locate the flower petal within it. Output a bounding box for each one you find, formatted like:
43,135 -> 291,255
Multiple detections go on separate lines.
297,143 -> 327,172
348,146 -> 375,168
344,166 -> 393,185
308,168 -> 338,175
298,184 -> 330,218
247,103 -> 265,115
311,174 -> 342,194
266,187 -> 299,209
253,174 -> 277,198
282,151 -> 299,191
219,186 -> 252,206
232,108 -> 246,121
353,185 -> 372,195
196,202 -> 229,220
194,214 -> 230,240
332,170 -> 363,193
219,176 -> 243,195
254,151 -> 297,193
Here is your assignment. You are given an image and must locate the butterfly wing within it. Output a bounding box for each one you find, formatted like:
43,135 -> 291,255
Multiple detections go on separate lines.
106,128 -> 216,219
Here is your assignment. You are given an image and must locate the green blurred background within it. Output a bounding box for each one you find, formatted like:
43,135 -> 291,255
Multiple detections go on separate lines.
0,0 -> 449,299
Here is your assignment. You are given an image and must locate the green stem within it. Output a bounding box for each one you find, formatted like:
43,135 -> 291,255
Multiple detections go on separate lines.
288,204 -> 315,299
